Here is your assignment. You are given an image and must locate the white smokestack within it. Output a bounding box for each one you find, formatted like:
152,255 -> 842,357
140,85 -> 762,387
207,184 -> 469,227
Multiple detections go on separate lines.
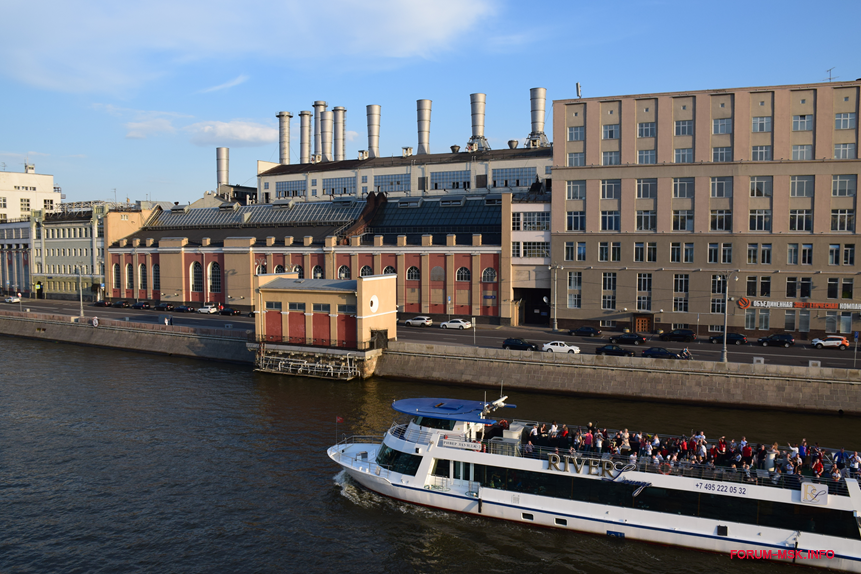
366,104 -> 381,158
313,101 -> 327,157
528,87 -> 550,148
467,93 -> 490,151
333,106 -> 346,161
216,147 -> 229,189
277,111 -> 293,165
416,99 -> 431,155
299,111 -> 312,164
321,111 -> 334,162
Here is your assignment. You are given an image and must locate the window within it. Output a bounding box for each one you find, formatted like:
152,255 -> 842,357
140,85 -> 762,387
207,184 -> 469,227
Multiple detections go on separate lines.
456,267 -> 471,282
758,309 -> 770,330
313,303 -> 330,313
360,265 -> 373,277
750,176 -> 772,197
835,144 -> 856,159
835,113 -> 856,130
711,298 -> 725,314
602,151 -> 620,165
637,273 -> 652,292
674,274 -> 689,293
566,180 -> 586,200
482,268 -> 497,283
255,264 -> 267,275
361,175 -> 368,183
634,242 -> 645,262
567,153 -> 585,167
637,178 -> 657,198
751,146 -> 772,161
759,276 -> 771,297
752,116 -> 772,132
274,265 -> 285,274
787,243 -> 799,265
673,178 -> 694,198
833,175 -> 857,196
430,170 -> 471,190
844,244 -> 855,266
405,266 -> 420,281
601,180 -> 621,199
789,209 -> 812,231
672,210 -> 693,231
611,242 -> 621,261
671,243 -> 681,262
790,175 -> 814,197
683,243 -> 693,264
603,124 -> 619,139
637,295 -> 652,311
832,209 -> 855,231
712,274 -> 727,294
601,211 -> 620,231
712,147 -> 732,162
747,276 -> 758,296
675,120 -> 693,135
638,150 -> 656,164
312,265 -> 323,279
567,126 -> 585,141
44,199 -> 54,210
287,302 -> 305,312
843,279 -> 854,299
566,211 -> 585,231
568,271 -> 581,290
209,262 -> 221,293
563,242 -> 573,261
511,212 -> 520,231
710,210 -> 732,231
761,244 -> 772,264
0,197 -> 5,208
747,244 -> 758,264
792,145 -> 813,160
828,278 -> 839,299
636,210 -> 656,231
338,304 -> 357,314
711,176 -> 732,198
522,242 -> 550,258
294,265 -> 304,279
792,115 -> 813,131
674,148 -> 693,163
708,243 -> 719,263
374,173 -> 410,192
577,242 -> 586,261
337,265 -> 351,279
152,264 -> 160,290
599,242 -> 609,262
713,118 -> 732,134
638,122 -> 656,138
602,272 -> 616,291
745,308 -> 756,329
20,198 -> 30,212
191,262 -> 202,292
522,212 -> 551,231
749,210 -> 771,231
383,266 -> 396,275
112,264 -> 120,289
567,293 -> 581,309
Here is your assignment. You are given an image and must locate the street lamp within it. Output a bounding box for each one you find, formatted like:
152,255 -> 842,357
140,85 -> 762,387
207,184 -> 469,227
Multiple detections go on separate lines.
720,270 -> 740,363
76,265 -> 84,317
548,265 -> 564,332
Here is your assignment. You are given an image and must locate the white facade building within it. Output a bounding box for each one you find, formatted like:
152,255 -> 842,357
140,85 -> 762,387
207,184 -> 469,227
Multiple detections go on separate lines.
0,164 -> 61,221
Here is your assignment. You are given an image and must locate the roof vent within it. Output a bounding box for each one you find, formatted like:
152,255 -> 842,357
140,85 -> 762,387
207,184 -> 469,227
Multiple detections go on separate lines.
171,204 -> 190,213
401,146 -> 413,157
219,202 -> 240,211
508,140 -> 519,149
439,197 -> 465,207
358,150 -> 369,160
241,212 -> 252,223
485,198 -> 502,206
272,199 -> 296,209
398,198 -> 422,209
294,279 -> 305,283
450,145 -> 460,153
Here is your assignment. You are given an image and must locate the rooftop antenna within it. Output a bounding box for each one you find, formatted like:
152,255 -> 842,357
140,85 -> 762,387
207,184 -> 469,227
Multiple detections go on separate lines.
0,162 -> 5,171
823,67 -> 839,82
576,83 -> 582,98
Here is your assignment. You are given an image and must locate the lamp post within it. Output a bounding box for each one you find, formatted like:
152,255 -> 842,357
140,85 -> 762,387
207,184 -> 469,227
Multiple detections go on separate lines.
77,265 -> 84,317
548,265 -> 564,332
720,270 -> 739,363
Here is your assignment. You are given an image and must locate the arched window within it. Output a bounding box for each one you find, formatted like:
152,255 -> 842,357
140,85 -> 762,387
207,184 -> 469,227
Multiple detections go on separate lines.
482,268 -> 498,283
312,265 -> 323,279
338,265 -> 351,279
294,265 -> 304,279
383,266 -> 396,275
456,267 -> 471,282
152,264 -> 160,290
36,262 -> 42,273
191,262 -> 203,292
274,264 -> 285,273
139,264 -> 147,290
430,266 -> 445,281
126,264 -> 134,289
406,266 -> 420,281
209,262 -> 221,293
360,265 -> 373,277
255,264 -> 267,275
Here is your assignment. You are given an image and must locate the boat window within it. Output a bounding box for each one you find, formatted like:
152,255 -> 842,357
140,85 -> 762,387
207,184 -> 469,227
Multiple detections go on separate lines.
522,513 -> 534,521
555,518 -> 567,526
413,416 -> 456,431
375,445 -> 422,476
432,459 -> 450,478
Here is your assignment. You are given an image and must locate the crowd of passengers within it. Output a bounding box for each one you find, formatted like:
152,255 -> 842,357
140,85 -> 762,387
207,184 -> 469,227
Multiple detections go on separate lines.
509,421 -> 860,487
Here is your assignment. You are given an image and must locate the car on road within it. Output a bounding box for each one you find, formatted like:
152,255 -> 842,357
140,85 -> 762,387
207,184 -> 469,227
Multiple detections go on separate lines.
440,318 -> 472,330
131,302 -> 151,310
812,335 -> 850,350
708,332 -> 748,345
197,304 -> 218,314
542,341 -> 580,354
641,347 -> 680,360
595,344 -> 636,357
502,338 -> 539,351
757,333 -> 795,348
154,303 -> 174,312
5,296 -> 21,303
174,305 -> 196,313
111,300 -> 130,308
569,326 -> 601,337
608,332 -> 647,345
93,301 -> 110,307
403,316 -> 433,327
659,329 -> 697,343
220,308 -> 242,316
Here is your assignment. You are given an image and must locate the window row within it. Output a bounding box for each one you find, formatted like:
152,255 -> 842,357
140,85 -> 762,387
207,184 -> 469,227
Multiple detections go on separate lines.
112,263 -> 162,291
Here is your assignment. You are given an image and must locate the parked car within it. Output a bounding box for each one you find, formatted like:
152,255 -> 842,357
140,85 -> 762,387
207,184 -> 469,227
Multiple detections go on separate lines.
502,338 -> 539,351
757,333 -> 795,348
641,347 -> 680,360
131,302 -> 151,310
403,316 -> 433,327
812,336 -> 850,350
708,332 -> 748,345
197,304 -> 218,314
154,303 -> 174,312
542,341 -> 580,354
220,307 -> 242,316
440,318 -> 472,330
111,300 -> 130,308
659,329 -> 697,343
93,300 -> 110,307
595,344 -> 636,357
5,296 -> 21,303
608,332 -> 647,346
569,326 -> 601,338
175,305 -> 195,313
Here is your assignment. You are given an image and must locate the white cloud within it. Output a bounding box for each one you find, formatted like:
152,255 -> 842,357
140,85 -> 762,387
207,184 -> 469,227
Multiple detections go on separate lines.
185,120 -> 277,147
92,103 -> 192,139
199,74 -> 249,94
345,130 -> 359,142
125,118 -> 176,139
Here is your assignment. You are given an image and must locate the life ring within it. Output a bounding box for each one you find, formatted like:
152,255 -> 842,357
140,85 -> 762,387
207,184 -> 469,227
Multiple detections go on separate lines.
659,463 -> 672,475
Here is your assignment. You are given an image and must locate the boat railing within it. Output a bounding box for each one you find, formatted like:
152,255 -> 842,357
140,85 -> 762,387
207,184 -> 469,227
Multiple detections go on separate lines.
388,422 -> 436,445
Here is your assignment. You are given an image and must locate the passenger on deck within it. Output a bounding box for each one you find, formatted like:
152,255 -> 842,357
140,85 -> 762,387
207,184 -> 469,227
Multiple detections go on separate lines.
621,429 -> 630,455
522,441 -> 534,457
812,458 -> 824,478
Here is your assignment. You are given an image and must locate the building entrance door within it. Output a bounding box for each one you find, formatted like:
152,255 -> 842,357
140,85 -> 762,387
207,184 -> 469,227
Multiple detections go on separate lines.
635,316 -> 651,333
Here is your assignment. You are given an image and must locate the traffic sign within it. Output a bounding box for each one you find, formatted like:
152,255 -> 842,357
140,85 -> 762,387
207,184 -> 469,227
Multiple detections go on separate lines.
855,331 -> 859,341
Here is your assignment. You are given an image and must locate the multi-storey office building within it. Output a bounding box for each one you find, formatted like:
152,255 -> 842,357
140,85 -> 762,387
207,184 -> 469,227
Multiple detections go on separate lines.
0,164 -> 61,221
551,81 -> 861,339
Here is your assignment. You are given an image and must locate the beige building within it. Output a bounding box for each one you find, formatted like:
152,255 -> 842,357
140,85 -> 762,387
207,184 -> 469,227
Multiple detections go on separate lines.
0,164 -> 61,222
551,80 -> 860,339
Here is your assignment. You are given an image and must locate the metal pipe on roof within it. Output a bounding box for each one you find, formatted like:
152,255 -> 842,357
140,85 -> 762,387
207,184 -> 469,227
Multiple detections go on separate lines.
313,101 -> 327,157
333,106 -> 346,161
216,147 -> 229,189
320,111 -> 334,162
467,93 -> 490,151
527,87 -> 550,148
299,111 -> 312,164
276,111 -> 293,165
416,99 -> 432,155
366,104 -> 381,158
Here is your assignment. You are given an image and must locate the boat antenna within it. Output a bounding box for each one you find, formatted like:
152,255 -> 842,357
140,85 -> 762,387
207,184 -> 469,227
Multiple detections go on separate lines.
500,379 -> 504,399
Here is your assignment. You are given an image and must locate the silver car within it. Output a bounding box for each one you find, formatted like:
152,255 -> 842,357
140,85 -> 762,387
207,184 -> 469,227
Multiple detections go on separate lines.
403,316 -> 433,327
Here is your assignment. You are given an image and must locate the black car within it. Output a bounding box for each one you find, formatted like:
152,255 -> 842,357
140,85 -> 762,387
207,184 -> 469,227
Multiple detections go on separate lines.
502,338 -> 539,351
93,301 -> 110,307
174,305 -> 196,313
220,308 -> 241,316
659,329 -> 697,343
569,326 -> 602,337
757,333 -> 795,348
595,344 -> 636,357
111,300 -> 130,308
154,303 -> 174,312
642,347 -> 680,360
131,302 -> 151,310
709,332 -> 748,345
608,332 -> 647,345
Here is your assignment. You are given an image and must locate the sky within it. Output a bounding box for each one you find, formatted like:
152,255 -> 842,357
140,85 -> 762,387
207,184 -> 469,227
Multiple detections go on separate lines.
1,0 -> 859,205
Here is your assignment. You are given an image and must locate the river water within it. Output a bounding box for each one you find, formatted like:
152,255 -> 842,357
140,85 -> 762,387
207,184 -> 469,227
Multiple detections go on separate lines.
1,337 -> 857,573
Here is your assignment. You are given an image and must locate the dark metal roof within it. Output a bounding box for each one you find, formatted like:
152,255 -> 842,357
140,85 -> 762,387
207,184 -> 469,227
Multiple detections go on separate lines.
145,201 -> 365,229
115,224 -> 344,248
260,278 -> 357,292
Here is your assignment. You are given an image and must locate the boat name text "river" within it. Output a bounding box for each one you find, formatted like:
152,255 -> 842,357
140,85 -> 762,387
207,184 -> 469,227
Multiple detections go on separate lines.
546,453 -> 631,478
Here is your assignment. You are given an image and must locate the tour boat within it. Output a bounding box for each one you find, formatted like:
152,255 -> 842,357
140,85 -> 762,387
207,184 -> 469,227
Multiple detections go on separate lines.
328,396 -> 861,571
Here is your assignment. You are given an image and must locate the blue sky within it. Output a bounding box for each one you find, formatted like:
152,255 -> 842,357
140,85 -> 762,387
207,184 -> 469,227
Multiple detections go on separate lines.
1,0 -> 858,204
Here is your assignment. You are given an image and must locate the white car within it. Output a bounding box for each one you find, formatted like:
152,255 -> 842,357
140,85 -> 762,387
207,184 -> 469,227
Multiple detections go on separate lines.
197,304 -> 218,314
5,296 -> 21,303
811,336 -> 850,350
403,316 -> 433,327
542,341 -> 580,354
440,318 -> 472,330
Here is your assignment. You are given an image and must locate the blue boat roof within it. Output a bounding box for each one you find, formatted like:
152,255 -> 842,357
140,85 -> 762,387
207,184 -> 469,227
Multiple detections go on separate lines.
393,397 -> 511,424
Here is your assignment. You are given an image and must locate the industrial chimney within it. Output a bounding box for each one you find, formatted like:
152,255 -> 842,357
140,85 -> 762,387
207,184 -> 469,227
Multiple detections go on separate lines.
333,106 -> 346,161
313,101 -> 327,157
416,99 -> 431,155
299,111 -> 312,164
527,87 -> 551,148
321,111 -> 334,162
276,111 -> 293,165
216,147 -> 229,191
467,93 -> 490,151
366,105 -> 381,158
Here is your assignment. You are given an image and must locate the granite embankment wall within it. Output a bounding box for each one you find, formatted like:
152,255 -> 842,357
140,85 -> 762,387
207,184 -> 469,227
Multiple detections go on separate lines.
376,342 -> 861,414
0,310 -> 254,364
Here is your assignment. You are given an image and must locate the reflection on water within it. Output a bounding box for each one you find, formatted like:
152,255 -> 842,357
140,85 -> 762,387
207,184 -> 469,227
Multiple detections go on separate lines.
0,336 -> 852,573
